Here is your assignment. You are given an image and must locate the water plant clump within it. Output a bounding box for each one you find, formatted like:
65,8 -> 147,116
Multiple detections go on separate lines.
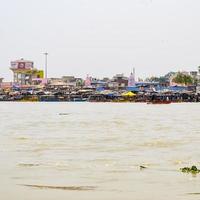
180,166 -> 200,174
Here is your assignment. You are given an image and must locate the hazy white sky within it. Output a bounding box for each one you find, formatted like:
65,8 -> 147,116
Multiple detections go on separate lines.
1,0 -> 200,80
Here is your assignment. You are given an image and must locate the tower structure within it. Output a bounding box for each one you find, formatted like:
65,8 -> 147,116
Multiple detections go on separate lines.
10,58 -> 43,85
128,68 -> 136,87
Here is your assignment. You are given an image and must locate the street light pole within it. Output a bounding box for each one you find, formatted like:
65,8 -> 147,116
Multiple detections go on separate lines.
44,52 -> 48,80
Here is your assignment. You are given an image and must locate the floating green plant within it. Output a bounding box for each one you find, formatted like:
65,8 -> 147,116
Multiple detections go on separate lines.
180,166 -> 200,174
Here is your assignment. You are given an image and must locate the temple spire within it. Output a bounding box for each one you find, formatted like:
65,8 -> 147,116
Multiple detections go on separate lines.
128,67 -> 136,86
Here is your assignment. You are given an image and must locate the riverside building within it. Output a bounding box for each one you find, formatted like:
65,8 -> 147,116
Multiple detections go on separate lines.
10,58 -> 44,86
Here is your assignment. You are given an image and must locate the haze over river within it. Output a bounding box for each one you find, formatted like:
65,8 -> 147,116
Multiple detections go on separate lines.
0,102 -> 200,200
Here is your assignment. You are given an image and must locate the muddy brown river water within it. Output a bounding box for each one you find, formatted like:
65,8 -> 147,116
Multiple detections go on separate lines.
0,102 -> 199,200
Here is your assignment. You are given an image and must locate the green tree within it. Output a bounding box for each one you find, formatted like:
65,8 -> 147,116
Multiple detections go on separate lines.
172,72 -> 193,86
145,76 -> 168,84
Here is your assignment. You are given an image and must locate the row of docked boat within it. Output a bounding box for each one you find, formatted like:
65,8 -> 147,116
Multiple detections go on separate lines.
0,89 -> 199,103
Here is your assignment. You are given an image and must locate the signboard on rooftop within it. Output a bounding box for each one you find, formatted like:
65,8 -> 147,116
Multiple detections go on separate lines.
34,70 -> 44,79
11,59 -> 33,70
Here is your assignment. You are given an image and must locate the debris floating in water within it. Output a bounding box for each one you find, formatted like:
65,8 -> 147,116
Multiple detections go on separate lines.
59,113 -> 69,115
20,184 -> 96,191
140,166 -> 147,170
180,166 -> 200,174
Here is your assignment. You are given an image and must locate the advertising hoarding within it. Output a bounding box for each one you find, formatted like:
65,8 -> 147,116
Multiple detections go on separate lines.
34,70 -> 44,79
11,60 -> 33,70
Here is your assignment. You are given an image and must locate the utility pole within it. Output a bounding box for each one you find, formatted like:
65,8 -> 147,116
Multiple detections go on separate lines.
44,52 -> 48,80
133,67 -> 135,77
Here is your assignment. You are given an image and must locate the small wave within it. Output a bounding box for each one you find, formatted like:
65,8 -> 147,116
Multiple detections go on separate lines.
139,140 -> 185,148
187,193 -> 200,195
106,170 -> 131,174
18,163 -> 40,167
12,177 -> 25,180
15,137 -> 30,140
20,184 -> 96,191
172,160 -> 188,165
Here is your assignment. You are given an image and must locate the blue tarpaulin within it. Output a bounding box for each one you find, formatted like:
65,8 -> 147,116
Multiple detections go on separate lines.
168,86 -> 187,91
96,87 -> 105,92
126,86 -> 140,92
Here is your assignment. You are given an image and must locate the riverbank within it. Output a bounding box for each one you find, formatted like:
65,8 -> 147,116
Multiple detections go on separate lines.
0,93 -> 199,102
